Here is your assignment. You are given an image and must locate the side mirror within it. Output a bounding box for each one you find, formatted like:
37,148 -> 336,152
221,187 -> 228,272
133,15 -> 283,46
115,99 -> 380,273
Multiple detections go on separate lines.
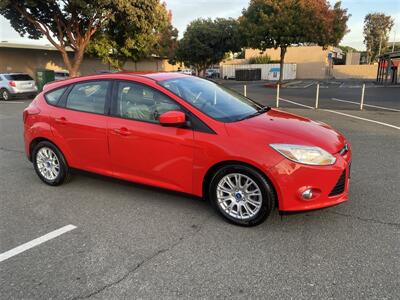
159,110 -> 186,127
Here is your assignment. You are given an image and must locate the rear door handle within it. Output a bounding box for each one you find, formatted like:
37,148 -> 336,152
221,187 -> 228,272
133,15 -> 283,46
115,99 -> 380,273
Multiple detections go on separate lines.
55,117 -> 67,124
113,127 -> 131,136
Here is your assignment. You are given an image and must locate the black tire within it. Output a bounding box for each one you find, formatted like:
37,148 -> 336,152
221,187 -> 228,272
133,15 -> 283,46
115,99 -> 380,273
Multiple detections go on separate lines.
209,164 -> 274,226
0,88 -> 10,101
32,141 -> 70,186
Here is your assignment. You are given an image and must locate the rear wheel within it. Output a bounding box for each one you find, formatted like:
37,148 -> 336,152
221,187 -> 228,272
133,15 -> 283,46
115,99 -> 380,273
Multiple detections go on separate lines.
32,141 -> 70,186
209,165 -> 274,226
0,89 -> 10,101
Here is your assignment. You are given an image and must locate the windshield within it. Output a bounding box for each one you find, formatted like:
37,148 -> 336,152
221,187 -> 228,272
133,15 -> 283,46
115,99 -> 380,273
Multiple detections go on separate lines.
158,77 -> 262,122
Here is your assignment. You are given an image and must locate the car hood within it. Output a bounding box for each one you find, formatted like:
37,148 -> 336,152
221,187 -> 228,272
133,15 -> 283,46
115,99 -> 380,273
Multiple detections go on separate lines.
225,109 -> 346,154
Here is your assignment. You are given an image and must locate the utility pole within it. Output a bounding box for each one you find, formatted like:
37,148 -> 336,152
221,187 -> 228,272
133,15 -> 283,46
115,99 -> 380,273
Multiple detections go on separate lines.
392,30 -> 396,52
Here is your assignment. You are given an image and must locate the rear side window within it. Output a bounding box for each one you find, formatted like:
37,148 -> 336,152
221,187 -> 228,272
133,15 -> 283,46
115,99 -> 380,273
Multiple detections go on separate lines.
5,74 -> 33,81
55,72 -> 69,78
66,81 -> 109,114
45,87 -> 67,105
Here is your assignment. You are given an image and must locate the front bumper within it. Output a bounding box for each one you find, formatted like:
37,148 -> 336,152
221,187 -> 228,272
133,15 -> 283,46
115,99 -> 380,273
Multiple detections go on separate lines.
269,147 -> 352,212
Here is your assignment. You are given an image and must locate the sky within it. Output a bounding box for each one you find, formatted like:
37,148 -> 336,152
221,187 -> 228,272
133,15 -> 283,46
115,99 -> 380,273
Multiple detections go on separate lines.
0,0 -> 399,51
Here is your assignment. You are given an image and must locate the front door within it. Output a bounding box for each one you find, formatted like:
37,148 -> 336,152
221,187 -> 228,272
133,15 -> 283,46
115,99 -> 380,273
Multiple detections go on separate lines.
107,80 -> 194,193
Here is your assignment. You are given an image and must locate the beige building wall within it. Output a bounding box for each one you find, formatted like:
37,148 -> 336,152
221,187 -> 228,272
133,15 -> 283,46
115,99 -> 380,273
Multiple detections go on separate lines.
332,65 -> 378,79
245,46 -> 331,79
0,47 -> 178,79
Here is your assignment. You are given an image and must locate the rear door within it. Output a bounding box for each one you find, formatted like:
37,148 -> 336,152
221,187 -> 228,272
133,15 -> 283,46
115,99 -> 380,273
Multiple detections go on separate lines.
50,80 -> 112,175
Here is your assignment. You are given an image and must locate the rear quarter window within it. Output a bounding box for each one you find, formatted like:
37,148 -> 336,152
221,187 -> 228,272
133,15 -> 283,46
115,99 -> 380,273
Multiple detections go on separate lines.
45,87 -> 68,105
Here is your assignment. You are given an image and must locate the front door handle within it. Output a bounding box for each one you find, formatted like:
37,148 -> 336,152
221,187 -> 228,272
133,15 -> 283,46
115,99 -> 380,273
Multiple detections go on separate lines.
113,127 -> 131,136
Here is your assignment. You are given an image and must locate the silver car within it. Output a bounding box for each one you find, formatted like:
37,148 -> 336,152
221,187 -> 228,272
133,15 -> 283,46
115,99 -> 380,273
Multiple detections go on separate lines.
54,70 -> 69,81
0,73 -> 38,101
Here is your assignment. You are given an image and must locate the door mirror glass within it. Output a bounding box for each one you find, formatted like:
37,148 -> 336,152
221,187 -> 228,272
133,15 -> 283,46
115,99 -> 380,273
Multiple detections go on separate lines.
159,110 -> 186,127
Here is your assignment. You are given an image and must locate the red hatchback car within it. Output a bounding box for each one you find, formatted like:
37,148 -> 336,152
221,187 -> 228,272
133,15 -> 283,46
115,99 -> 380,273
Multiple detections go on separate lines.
23,73 -> 351,226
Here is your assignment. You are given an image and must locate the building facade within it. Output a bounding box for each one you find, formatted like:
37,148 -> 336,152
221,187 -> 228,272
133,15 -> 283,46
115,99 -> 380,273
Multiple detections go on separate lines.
0,43 -> 178,79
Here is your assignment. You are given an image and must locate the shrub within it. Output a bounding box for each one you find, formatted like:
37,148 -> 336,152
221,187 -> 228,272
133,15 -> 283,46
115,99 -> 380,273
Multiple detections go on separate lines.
249,54 -> 271,64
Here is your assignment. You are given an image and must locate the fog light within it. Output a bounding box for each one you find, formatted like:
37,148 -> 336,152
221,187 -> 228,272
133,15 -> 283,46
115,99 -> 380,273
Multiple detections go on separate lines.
302,189 -> 313,200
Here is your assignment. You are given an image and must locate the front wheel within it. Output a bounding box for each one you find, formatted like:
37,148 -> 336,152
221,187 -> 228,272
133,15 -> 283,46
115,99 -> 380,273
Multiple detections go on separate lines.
209,165 -> 274,226
32,141 -> 70,186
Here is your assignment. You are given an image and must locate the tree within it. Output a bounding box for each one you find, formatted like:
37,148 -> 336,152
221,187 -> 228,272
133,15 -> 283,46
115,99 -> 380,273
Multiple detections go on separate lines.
363,13 -> 394,63
0,0 -> 168,76
155,9 -> 179,60
174,18 -> 242,75
240,0 -> 350,82
88,1 -> 174,70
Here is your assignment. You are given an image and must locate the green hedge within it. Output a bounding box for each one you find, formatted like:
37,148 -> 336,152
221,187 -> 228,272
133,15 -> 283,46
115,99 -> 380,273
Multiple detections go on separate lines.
249,55 -> 280,64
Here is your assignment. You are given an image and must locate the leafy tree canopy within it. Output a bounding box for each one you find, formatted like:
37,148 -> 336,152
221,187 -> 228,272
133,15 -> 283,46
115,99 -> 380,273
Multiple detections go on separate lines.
0,0 -> 171,75
240,0 -> 349,82
174,18 -> 242,74
88,1 -> 176,70
363,12 -> 394,63
339,45 -> 359,53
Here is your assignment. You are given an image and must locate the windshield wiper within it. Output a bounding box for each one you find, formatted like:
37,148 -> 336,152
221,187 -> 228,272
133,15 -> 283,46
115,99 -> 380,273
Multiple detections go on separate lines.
237,106 -> 271,121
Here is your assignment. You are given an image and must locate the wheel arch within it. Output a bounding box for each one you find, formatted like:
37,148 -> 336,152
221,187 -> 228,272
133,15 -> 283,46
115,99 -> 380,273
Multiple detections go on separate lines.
202,160 -> 278,207
29,137 -> 67,164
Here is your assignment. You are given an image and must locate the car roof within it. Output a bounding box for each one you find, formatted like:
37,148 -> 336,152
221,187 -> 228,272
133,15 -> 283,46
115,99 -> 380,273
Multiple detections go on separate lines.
0,72 -> 29,75
42,72 -> 193,92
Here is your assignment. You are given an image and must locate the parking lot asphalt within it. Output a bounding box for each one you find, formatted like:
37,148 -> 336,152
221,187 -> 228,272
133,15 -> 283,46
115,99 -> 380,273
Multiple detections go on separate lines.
1,84 -> 399,299
223,80 -> 400,125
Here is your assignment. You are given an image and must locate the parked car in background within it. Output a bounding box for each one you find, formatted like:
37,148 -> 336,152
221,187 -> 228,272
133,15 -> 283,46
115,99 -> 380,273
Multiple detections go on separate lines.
206,69 -> 220,78
0,73 -> 38,100
23,72 -> 351,226
96,70 -> 116,74
54,70 -> 69,81
176,69 -> 194,75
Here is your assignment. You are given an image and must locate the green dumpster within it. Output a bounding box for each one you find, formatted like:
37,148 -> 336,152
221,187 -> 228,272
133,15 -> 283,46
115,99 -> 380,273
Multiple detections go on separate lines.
36,69 -> 55,92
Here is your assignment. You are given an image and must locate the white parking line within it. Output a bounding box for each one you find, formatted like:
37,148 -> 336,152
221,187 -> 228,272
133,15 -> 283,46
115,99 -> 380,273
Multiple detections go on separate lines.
322,110 -> 400,130
0,224 -> 77,263
278,97 -> 314,109
331,97 -> 400,112
0,101 -> 25,104
278,97 -> 400,130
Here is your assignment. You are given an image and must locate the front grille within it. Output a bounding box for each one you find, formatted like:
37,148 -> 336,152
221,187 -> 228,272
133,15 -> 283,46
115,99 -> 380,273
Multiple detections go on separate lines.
329,170 -> 346,196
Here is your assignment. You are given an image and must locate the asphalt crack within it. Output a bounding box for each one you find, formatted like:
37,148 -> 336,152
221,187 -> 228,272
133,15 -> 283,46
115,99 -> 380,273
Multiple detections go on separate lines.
71,214 -> 213,300
0,147 -> 24,154
327,211 -> 400,229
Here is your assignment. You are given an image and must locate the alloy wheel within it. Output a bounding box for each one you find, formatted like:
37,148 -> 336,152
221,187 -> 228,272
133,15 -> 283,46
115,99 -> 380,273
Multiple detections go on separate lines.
36,147 -> 60,181
216,173 -> 262,220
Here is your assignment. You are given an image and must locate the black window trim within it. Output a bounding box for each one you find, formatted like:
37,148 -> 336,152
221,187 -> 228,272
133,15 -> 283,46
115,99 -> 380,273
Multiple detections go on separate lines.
44,85 -> 70,107
110,79 -> 216,134
57,79 -> 113,116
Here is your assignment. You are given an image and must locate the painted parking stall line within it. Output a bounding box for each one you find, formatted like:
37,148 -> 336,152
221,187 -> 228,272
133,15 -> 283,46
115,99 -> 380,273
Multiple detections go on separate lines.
331,97 -> 400,112
322,110 -> 400,130
278,97 -> 314,109
0,101 -> 25,104
278,97 -> 400,131
0,224 -> 77,263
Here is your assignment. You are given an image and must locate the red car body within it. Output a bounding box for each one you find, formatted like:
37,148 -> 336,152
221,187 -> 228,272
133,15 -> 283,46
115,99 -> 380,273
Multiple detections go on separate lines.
23,73 -> 351,212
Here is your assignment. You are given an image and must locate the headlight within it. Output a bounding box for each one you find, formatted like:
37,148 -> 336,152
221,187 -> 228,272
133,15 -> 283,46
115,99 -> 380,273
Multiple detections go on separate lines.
270,144 -> 336,166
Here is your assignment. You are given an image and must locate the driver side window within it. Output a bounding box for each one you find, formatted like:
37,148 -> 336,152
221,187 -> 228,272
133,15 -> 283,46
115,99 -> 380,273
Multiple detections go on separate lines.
114,81 -> 181,123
